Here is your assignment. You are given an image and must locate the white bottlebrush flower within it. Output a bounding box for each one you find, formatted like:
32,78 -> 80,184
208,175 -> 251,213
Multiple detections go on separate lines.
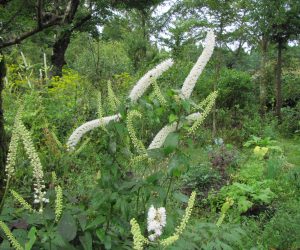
148,123 -> 178,150
147,205 -> 167,241
67,114 -> 121,149
180,30 -> 215,99
129,59 -> 174,102
17,121 -> 47,210
147,112 -> 201,150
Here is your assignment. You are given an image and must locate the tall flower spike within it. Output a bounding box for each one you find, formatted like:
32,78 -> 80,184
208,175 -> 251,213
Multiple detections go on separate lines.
188,91 -> 218,135
180,30 -> 215,99
17,121 -> 48,212
0,221 -> 23,250
5,107 -> 23,180
97,91 -> 104,119
160,191 -> 196,247
126,110 -> 146,154
151,80 -> 167,106
130,218 -> 149,250
129,59 -> 174,102
10,190 -> 35,212
55,185 -> 63,222
67,114 -> 121,150
107,81 -> 120,112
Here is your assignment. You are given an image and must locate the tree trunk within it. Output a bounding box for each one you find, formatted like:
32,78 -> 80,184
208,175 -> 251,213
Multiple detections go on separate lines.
0,54 -> 7,197
275,42 -> 283,121
51,30 -> 72,77
260,36 -> 268,118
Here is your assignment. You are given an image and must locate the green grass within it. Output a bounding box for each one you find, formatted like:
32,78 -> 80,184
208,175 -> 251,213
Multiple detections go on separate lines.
279,137 -> 300,166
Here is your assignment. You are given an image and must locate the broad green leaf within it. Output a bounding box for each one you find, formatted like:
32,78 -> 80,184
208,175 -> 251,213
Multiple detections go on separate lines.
57,212 -> 77,242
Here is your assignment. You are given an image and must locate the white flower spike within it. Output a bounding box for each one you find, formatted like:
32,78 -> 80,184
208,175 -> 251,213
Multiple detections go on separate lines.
180,30 -> 215,99
129,59 -> 174,102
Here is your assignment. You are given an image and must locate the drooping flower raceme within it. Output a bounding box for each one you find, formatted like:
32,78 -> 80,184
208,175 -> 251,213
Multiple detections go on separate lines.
188,91 -> 218,135
17,121 -> 48,211
67,59 -> 173,149
147,112 -> 201,150
107,80 -> 120,112
126,110 -> 147,154
147,205 -> 167,241
180,30 -> 215,99
160,191 -> 196,247
67,114 -> 121,150
129,59 -> 174,102
5,107 -> 23,180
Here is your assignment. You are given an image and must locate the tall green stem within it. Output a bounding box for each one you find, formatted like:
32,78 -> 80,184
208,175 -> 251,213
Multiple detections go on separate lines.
0,178 -> 10,212
163,176 -> 173,207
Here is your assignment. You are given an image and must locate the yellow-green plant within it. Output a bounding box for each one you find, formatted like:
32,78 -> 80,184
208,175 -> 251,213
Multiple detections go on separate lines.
0,221 -> 23,250
216,197 -> 234,227
130,218 -> 149,250
160,191 -> 197,247
188,91 -> 218,135
10,190 -> 35,213
126,110 -> 146,154
55,185 -> 63,222
151,80 -> 167,106
107,80 -> 120,112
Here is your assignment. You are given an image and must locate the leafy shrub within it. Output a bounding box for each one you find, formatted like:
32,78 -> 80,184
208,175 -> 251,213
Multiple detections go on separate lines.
208,143 -> 238,176
171,222 -> 247,250
262,200 -> 300,249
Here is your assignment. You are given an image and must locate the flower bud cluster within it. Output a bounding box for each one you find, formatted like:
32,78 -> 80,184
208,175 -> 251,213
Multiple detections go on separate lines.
10,190 -> 34,212
0,221 -> 23,250
55,185 -> 63,222
188,91 -> 218,135
107,81 -> 120,113
160,191 -> 196,247
147,205 -> 167,241
126,110 -> 146,154
151,80 -> 167,106
130,218 -> 149,250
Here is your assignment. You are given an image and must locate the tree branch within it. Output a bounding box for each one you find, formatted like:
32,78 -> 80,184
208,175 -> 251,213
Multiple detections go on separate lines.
0,16 -> 62,49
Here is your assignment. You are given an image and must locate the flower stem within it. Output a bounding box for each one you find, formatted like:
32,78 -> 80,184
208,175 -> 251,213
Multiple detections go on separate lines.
164,176 -> 173,207
0,178 -> 11,212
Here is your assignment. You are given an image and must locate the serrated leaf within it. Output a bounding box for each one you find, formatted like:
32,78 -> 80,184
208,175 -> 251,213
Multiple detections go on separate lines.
57,212 -> 77,242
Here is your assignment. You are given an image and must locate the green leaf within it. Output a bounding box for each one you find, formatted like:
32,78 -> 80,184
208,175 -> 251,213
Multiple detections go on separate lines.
237,196 -> 253,213
57,212 -> 77,242
173,192 -> 189,203
96,228 -> 112,248
85,215 -> 105,230
163,132 -> 179,154
79,232 -> 93,250
25,227 -> 37,250
168,114 -> 178,123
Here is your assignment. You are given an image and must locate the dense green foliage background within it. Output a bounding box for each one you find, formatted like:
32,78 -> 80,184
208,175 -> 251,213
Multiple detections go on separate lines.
0,0 -> 299,249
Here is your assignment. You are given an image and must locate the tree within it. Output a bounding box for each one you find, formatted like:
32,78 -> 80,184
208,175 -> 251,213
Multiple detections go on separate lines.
266,0 -> 300,120
0,54 -> 6,197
